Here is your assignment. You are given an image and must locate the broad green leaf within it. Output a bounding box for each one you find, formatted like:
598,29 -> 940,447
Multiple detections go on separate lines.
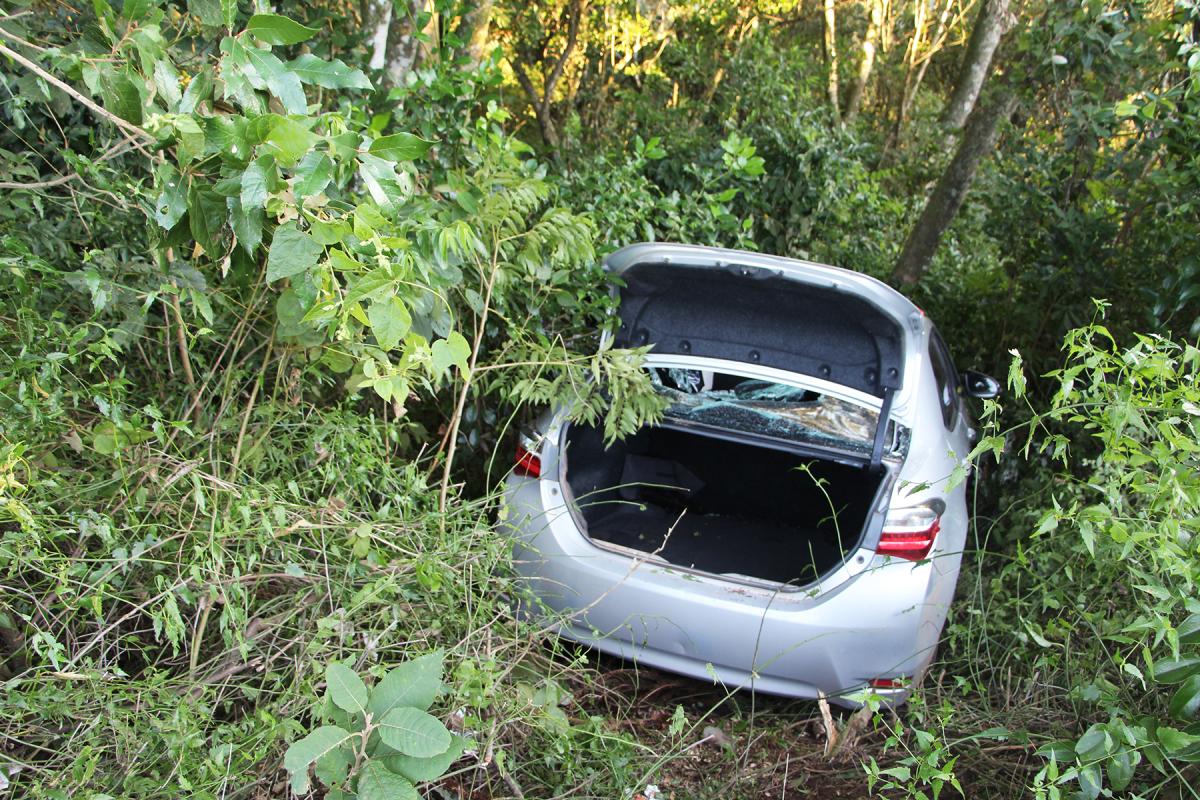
1076,762 -> 1101,800
283,726 -> 352,794
92,421 -> 152,455
294,151 -> 333,198
1106,747 -> 1137,792
1170,675 -> 1200,721
310,219 -> 352,246
288,54 -> 372,90
377,707 -> 451,758
179,66 -> 213,113
266,222 -> 322,282
1153,656 -> 1200,684
244,13 -> 319,46
172,115 -> 206,164
357,154 -> 408,209
325,662 -> 369,715
368,652 -> 444,716
357,761 -> 419,800
1157,725 -> 1200,754
369,133 -> 435,162
265,118 -> 317,167
430,331 -> 471,379
240,160 -> 270,210
1036,740 -> 1075,763
1179,613 -> 1200,645
221,0 -> 237,29
218,42 -> 262,112
313,743 -> 352,787
187,0 -> 223,27
153,59 -> 182,108
227,196 -> 263,255
240,43 -> 307,115
1075,723 -> 1111,760
98,68 -> 143,125
188,186 -> 226,255
343,269 -> 393,305
154,171 -> 188,229
368,297 -> 412,351
385,734 -> 467,782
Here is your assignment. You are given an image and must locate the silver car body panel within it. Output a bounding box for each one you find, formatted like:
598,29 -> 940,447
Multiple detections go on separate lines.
501,244 -> 972,704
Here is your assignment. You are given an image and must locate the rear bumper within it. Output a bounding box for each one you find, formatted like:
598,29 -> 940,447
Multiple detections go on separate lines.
502,475 -> 963,705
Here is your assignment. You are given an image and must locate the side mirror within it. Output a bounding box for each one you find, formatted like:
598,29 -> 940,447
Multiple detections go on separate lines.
962,370 -> 1001,400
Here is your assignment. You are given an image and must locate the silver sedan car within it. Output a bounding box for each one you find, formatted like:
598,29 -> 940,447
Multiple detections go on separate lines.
502,243 -> 998,705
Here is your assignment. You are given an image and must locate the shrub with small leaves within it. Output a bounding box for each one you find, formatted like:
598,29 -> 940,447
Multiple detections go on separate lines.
285,652 -> 467,799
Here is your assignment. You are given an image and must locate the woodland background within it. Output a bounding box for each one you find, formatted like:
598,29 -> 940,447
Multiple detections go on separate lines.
0,0 -> 1199,797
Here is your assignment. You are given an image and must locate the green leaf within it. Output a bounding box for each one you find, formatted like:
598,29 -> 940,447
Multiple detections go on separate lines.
240,159 -> 270,210
343,268 -> 393,306
172,115 -> 206,164
1179,613 -> 1200,645
385,734 -> 467,783
377,707 -> 451,758
153,59 -> 182,108
240,43 -> 307,115
1153,656 -> 1200,684
266,222 -> 322,282
369,133 -> 435,162
180,66 -> 214,113
313,743 -> 352,787
244,13 -> 319,46
265,117 -> 317,167
188,186 -> 226,255
325,663 -> 369,715
1157,725 -> 1200,754
431,331 -> 471,379
1106,747 -> 1137,792
1075,723 -> 1111,760
357,761 -> 419,800
283,726 -> 352,794
154,171 -> 188,230
188,0 -> 223,27
221,0 -> 236,30
357,154 -> 408,209
288,54 -> 372,90
98,68 -> 143,125
368,651 -> 444,716
368,297 -> 412,351
1170,675 -> 1200,721
227,196 -> 263,255
294,151 -> 333,198
1076,762 -> 1102,800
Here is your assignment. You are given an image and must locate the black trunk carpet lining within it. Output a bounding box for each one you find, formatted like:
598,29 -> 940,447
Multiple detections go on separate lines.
582,502 -> 848,585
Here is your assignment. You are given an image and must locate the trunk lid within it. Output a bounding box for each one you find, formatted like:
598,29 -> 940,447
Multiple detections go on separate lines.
607,245 -> 908,399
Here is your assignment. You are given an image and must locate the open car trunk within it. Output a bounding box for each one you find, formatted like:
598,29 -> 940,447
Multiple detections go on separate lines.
563,421 -> 887,586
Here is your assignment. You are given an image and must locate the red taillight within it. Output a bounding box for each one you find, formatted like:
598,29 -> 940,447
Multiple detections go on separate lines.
869,677 -> 904,690
878,505 -> 941,561
514,440 -> 541,478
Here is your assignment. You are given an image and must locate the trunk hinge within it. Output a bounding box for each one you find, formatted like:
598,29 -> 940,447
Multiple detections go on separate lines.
870,387 -> 895,472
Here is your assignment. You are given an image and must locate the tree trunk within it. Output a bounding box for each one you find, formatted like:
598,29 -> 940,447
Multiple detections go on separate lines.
454,0 -> 494,64
845,0 -> 883,123
511,0 -> 586,152
892,91 -> 1016,286
822,0 -> 841,122
370,0 -> 437,88
941,0 -> 1011,130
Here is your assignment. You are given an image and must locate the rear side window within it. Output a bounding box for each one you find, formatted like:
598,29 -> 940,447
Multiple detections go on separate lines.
929,330 -> 960,430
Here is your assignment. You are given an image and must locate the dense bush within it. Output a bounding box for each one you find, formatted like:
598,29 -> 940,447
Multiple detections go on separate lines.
2,0 -> 1199,797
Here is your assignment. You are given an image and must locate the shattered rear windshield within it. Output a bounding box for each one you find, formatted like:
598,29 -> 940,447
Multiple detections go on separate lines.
649,367 -> 879,454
